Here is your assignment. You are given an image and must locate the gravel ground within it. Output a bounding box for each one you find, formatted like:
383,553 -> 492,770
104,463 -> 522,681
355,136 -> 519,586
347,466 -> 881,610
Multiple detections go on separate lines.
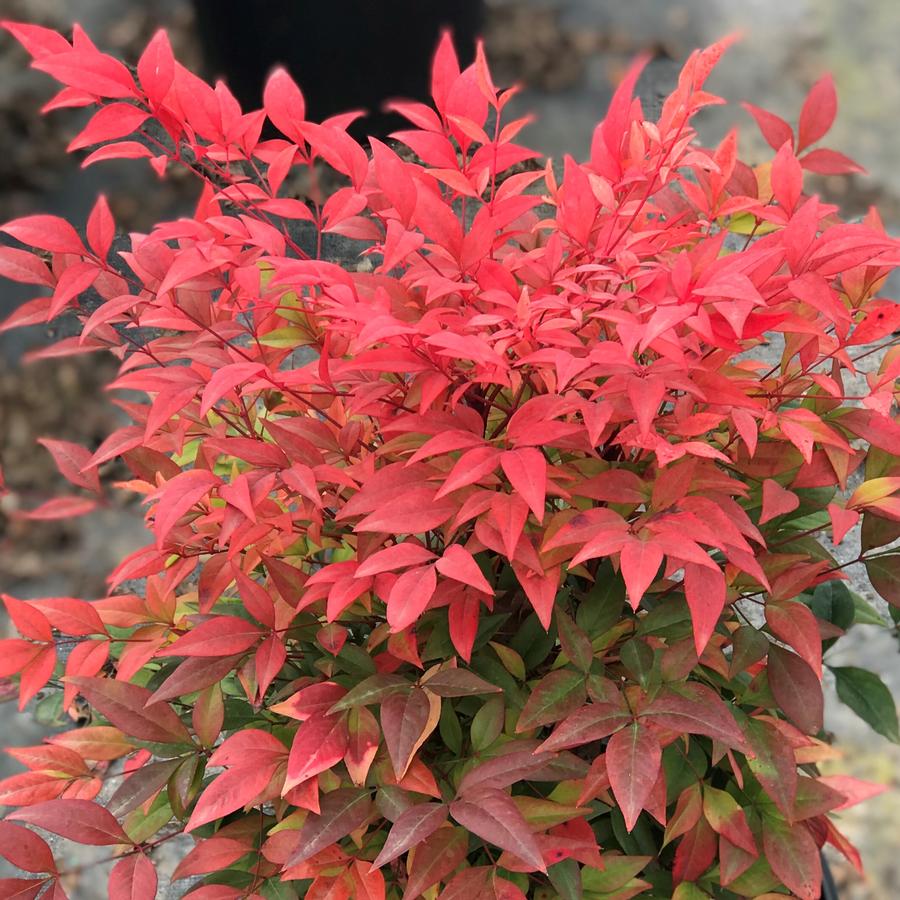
1,1 -> 898,897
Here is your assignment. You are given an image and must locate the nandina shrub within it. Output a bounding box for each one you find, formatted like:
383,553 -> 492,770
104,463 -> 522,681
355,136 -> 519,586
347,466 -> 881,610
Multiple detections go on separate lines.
0,19 -> 899,900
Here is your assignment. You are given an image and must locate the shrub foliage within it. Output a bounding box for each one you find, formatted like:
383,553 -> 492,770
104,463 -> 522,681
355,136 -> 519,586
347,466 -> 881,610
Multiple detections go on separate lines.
0,19 -> 899,900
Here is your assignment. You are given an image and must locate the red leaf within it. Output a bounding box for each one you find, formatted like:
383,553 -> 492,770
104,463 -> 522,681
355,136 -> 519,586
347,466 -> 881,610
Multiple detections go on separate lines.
828,503 -> 859,544
199,362 -> 265,417
208,730 -> 287,767
63,639 -> 109,708
448,589 -> 481,662
81,141 -> 154,167
370,138 -> 417,225
355,488 -> 456,534
0,878 -> 45,899
380,687 -> 441,779
606,723 -> 662,832
435,545 -> 493,594
430,30 -> 461,115
0,821 -> 56,873
9,799 -> 130,846
847,299 -> 900,346
673,816 -> 717,885
33,50 -> 137,98
17,647 -> 56,710
500,448 -> 547,522
742,102 -> 794,151
535,702 -> 632,753
371,802 -> 448,869
172,837 -> 250,880
767,645 -> 824,735
185,762 -> 277,832
2,21 -> 72,58
762,819 -> 822,900
69,104 -> 150,151
66,676 -> 192,744
745,718 -> 798,820
31,597 -> 106,636
2,596 -> 53,641
14,496 -> 99,520
683,563 -> 726,656
402,826 -> 467,900
766,600 -> 822,677
157,616 -> 263,658
799,147 -> 865,175
137,29 -> 175,107
285,712 -> 350,791
86,194 -> 115,261
1,215 -> 85,255
511,563 -> 559,630
356,543 -> 436,577
760,479 -> 800,525
264,67 -> 306,143
798,74 -> 837,151
488,494 -> 529,563
0,246 -> 54,285
619,538 -> 663,610
771,141 -> 803,213
639,682 -> 747,750
153,469 -> 221,547
108,853 -> 157,900
147,653 -> 243,705
450,790 -> 546,873
344,706 -> 380,787
387,564 -> 437,633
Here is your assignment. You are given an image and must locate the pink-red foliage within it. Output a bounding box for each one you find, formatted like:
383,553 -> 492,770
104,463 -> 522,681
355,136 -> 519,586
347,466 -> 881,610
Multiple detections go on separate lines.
0,19 -> 899,900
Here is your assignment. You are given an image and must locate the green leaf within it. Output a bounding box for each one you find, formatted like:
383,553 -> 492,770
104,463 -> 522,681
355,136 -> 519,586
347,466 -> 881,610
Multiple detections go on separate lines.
556,610 -> 594,673
832,665 -> 900,742
850,590 -> 888,626
861,512 -> 900,552
470,695 -> 504,751
510,612 -> 556,671
421,668 -> 502,697
549,858 -> 583,900
327,674 -> 409,712
808,580 -> 854,629
515,669 -> 585,733
582,855 -> 651,893
577,562 -> 625,637
866,554 -> 900,606
439,701 -> 463,755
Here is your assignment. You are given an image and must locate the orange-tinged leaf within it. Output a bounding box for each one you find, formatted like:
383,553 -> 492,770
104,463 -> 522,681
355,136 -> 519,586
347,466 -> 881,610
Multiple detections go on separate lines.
157,616 -> 263,658
66,676 -> 191,745
9,799 -> 130,846
381,687 -> 441,779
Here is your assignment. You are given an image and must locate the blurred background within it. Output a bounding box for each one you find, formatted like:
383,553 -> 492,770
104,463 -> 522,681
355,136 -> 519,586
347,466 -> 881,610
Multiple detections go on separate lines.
0,0 -> 898,896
